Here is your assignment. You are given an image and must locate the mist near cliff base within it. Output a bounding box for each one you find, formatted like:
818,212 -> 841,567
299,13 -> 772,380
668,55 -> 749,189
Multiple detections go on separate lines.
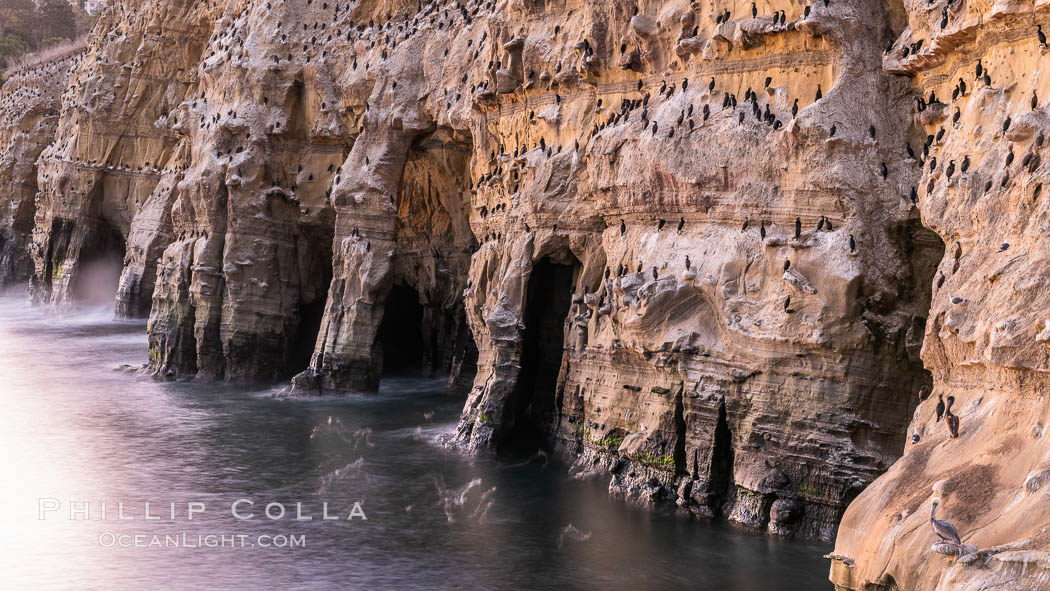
72,254 -> 123,308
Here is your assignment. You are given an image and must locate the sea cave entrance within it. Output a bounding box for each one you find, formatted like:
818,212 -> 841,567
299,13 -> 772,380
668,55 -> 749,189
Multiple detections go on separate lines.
376,283 -> 427,376
72,221 -> 126,307
505,257 -> 578,451
287,222 -> 334,378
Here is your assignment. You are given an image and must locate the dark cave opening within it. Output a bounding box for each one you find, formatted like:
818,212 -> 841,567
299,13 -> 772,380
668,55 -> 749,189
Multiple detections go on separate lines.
287,222 -> 334,378
442,304 -> 479,393
504,258 -> 577,452
710,398 -> 735,516
376,283 -> 427,376
290,296 -> 327,377
72,222 -> 126,307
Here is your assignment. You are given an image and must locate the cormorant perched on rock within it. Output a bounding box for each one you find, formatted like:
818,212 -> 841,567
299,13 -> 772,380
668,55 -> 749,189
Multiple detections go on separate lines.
849,234 -> 856,252
783,259 -> 791,271
961,155 -> 970,172
930,500 -> 961,544
1039,25 -> 1047,46
880,162 -> 888,179
817,216 -> 825,231
709,77 -> 716,92
829,124 -> 836,137
975,59 -> 983,79
945,396 -> 959,438
815,84 -> 822,100
946,160 -> 955,179
764,76 -> 772,88
677,217 -> 685,233
791,99 -> 798,118
685,255 -> 691,269
804,5 -> 811,18
936,393 -> 945,421
760,222 -> 766,239
1006,150 -> 1014,167
795,217 -> 801,238
998,242 -> 1009,252
620,219 -> 626,235
658,219 -> 666,230
784,296 -> 791,311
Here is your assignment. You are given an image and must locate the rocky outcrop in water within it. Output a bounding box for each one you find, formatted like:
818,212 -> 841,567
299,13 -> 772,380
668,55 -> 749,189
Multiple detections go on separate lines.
5,0 -> 1041,567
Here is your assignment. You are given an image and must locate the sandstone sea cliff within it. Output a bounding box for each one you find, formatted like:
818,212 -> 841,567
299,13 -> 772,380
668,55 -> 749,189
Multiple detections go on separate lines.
1,1 -> 1048,588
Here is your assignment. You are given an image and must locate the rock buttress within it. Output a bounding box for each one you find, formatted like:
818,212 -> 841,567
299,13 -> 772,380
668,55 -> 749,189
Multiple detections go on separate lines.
832,1 -> 1050,588
0,54 -> 79,287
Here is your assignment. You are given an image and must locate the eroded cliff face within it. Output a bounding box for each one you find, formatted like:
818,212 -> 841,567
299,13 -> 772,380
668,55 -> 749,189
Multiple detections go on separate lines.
0,54 -> 80,287
0,0 -> 962,547
831,1 -> 1050,589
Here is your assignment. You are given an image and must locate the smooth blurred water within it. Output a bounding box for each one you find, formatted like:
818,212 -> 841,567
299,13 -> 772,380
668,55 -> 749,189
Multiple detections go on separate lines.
0,290 -> 833,590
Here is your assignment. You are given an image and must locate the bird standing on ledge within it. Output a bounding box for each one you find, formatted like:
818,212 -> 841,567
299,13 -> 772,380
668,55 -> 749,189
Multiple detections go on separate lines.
945,396 -> 959,438
931,500 -> 961,545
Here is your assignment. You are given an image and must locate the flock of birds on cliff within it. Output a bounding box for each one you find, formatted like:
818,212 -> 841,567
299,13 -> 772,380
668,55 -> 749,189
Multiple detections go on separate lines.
8,0 -> 841,241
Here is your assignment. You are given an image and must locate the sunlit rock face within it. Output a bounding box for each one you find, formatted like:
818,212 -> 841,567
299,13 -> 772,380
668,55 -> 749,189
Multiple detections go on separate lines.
1,0 -> 954,542
831,2 -> 1050,589
0,54 -> 79,288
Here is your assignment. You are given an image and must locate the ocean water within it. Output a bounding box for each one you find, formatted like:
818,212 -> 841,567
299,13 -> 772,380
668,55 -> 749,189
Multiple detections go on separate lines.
0,291 -> 832,590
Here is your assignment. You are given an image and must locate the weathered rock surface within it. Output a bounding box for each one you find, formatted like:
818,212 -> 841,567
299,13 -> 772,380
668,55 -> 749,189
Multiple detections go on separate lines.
4,0 -> 1017,553
0,54 -> 80,287
831,1 -> 1050,589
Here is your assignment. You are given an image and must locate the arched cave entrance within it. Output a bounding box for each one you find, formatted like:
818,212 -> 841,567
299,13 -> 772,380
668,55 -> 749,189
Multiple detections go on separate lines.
72,221 -> 126,307
287,220 -> 335,377
376,283 -> 427,376
505,257 -> 578,451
